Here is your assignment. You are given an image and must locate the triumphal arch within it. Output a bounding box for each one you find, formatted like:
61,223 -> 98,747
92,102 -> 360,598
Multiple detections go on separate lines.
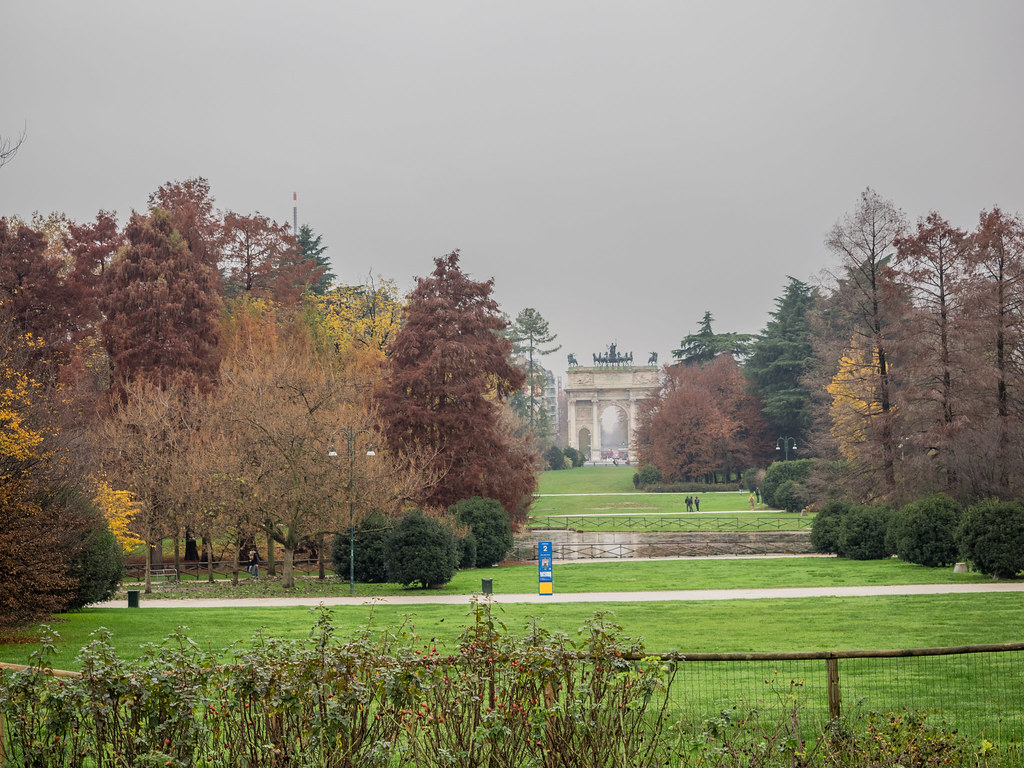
565,345 -> 661,458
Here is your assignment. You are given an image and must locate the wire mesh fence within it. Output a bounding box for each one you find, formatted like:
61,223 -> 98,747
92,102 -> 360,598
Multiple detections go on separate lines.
658,644 -> 1024,743
3,641 -> 1023,765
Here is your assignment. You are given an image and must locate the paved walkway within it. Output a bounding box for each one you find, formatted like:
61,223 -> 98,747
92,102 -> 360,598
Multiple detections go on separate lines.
105,582 -> 1024,609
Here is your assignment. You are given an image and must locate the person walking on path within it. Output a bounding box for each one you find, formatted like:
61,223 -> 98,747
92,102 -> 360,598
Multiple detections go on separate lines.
694,495 -> 700,511
685,496 -> 693,512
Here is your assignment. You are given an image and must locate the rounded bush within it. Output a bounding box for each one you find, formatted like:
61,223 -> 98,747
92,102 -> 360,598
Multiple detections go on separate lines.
637,464 -> 662,486
459,532 -> 478,569
838,505 -> 892,560
809,499 -> 852,554
545,446 -> 565,471
761,459 -> 813,509
957,498 -> 1024,579
332,510 -> 393,583
451,496 -> 513,568
67,513 -> 125,610
889,494 -> 961,568
385,509 -> 460,588
773,480 -> 810,514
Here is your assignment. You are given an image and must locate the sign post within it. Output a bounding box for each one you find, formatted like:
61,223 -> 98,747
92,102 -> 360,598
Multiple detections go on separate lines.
538,541 -> 553,595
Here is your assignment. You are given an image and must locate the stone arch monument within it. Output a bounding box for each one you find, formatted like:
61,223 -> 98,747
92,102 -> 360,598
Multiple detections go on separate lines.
565,344 -> 660,458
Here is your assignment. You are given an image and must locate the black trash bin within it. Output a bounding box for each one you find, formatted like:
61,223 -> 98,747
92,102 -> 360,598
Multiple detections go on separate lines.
127,590 -> 140,608
481,578 -> 493,595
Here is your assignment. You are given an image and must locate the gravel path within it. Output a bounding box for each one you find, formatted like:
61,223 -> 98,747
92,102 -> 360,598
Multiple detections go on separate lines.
103,581 -> 1024,609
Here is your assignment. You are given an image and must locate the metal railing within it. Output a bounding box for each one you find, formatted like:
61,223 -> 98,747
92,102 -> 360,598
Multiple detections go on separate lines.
529,515 -> 813,532
123,557 -> 322,581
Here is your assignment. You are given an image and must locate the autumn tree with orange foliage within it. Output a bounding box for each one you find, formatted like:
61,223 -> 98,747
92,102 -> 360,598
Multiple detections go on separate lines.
102,209 -> 222,396
636,355 -> 771,483
376,252 -> 537,521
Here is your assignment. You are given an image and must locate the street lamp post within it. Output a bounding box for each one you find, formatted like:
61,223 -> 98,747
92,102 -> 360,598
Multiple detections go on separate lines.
329,427 -> 375,595
776,436 -> 797,461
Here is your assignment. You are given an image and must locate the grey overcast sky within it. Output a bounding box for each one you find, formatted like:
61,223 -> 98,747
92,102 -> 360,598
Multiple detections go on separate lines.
3,2 -> 1024,379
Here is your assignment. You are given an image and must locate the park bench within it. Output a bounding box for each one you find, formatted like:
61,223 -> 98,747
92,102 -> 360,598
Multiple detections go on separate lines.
150,568 -> 178,582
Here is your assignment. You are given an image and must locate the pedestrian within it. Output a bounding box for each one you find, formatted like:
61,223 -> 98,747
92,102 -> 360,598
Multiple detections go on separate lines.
749,493 -> 756,509
685,495 -> 693,512
755,487 -> 761,504
248,548 -> 260,579
694,495 -> 700,512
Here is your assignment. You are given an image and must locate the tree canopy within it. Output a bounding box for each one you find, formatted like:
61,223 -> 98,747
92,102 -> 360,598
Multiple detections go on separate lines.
743,277 -> 816,443
376,252 -> 537,517
672,311 -> 754,365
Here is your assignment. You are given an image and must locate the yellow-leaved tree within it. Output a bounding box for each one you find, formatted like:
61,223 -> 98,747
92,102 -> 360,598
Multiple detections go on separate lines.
826,337 -> 884,462
92,477 -> 145,551
314,277 -> 403,355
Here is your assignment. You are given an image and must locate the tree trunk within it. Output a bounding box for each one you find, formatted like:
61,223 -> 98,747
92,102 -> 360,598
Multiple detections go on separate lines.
184,527 -> 200,561
173,533 -> 181,582
203,533 -> 215,583
282,546 -> 295,589
231,536 -> 240,587
318,534 -> 326,580
265,523 -> 277,577
144,541 -> 153,595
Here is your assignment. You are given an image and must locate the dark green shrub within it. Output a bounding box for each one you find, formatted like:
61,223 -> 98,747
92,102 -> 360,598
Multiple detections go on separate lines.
957,498 -> 1024,579
809,499 -> 852,554
451,496 -> 513,568
889,494 -> 962,567
761,459 -> 813,508
637,464 -> 662,486
385,509 -> 460,588
66,509 -> 125,610
838,505 -> 893,560
332,510 -> 393,583
772,480 -> 810,514
562,446 -> 583,467
545,445 -> 564,470
459,532 -> 478,569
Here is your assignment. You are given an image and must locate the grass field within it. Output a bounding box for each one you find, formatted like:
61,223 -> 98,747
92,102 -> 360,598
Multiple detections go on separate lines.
118,556 -> 992,599
531,467 -> 776,533
3,592 -> 1022,672
536,465 -> 641,494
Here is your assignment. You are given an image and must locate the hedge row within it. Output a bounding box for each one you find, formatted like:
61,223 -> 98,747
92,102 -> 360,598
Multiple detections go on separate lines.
810,494 -> 1024,578
331,498 -> 513,588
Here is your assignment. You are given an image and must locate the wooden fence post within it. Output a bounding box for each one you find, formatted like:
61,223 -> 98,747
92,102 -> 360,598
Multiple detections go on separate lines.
826,656 -> 841,721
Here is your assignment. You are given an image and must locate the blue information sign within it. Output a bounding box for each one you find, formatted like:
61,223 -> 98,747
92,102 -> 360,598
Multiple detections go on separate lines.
538,541 -> 553,595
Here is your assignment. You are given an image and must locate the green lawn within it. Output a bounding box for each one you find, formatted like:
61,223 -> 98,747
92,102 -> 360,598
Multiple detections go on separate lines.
536,465 -> 641,493
3,593 -> 1022,672
532,466 -> 775,531
118,556 -> 991,600
530,492 -> 768,515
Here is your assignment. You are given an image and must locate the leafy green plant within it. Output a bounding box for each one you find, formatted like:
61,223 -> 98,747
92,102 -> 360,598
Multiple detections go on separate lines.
957,498 -> 1024,579
761,458 -> 814,508
331,509 -> 393,583
385,509 -> 460,588
838,504 -> 893,560
451,496 -> 513,568
890,493 -> 962,568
